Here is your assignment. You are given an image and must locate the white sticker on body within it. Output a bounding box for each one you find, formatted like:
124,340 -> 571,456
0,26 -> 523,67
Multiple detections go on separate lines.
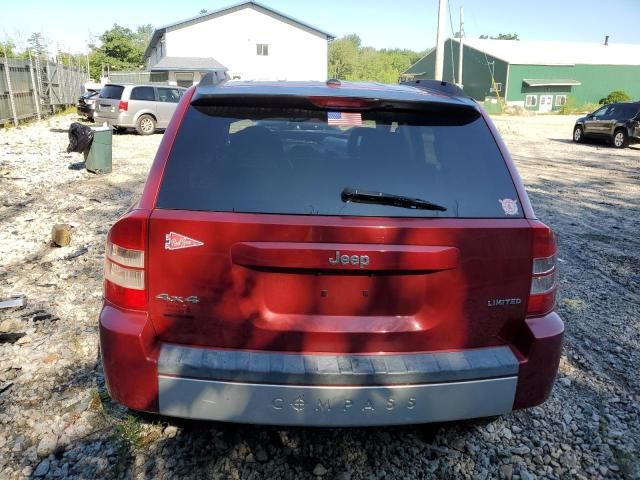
498,198 -> 519,216
164,232 -> 204,250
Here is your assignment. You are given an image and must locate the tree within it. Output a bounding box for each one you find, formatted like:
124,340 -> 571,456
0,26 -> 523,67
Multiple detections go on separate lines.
135,24 -> 154,48
599,90 -> 631,104
100,24 -> 143,65
328,34 -> 424,83
199,8 -> 208,14
28,32 -> 48,58
328,34 -> 361,79
0,41 -> 16,58
480,33 -> 519,40
494,33 -> 519,40
85,24 -> 151,80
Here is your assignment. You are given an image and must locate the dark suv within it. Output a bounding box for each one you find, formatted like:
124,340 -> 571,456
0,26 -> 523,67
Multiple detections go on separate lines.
76,89 -> 100,121
99,78 -> 564,426
573,102 -> 640,148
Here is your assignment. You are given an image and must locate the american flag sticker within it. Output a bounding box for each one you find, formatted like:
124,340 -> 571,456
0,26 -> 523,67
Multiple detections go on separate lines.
327,111 -> 362,126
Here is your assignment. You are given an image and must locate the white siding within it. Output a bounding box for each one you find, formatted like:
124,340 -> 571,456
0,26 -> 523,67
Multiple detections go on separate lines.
164,7 -> 328,81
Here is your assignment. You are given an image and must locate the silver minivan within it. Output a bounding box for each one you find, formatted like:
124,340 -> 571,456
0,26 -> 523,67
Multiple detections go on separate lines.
94,84 -> 186,135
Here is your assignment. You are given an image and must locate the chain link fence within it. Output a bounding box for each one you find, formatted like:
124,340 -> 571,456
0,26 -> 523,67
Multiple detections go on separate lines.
0,57 -> 88,127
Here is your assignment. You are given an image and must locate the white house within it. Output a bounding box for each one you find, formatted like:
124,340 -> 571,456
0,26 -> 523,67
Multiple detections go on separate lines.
143,1 -> 334,86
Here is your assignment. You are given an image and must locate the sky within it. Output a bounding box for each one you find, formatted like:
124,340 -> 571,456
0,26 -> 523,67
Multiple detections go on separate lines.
1,0 -> 639,54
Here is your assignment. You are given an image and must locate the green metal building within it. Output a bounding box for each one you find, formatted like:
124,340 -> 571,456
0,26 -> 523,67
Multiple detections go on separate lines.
403,38 -> 640,111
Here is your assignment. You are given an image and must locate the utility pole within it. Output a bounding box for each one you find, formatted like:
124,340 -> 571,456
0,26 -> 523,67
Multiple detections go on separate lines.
434,0 -> 447,81
458,6 -> 464,87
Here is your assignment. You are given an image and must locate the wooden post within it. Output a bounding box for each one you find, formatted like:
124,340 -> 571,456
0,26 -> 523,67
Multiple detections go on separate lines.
3,48 -> 18,127
57,57 -> 66,107
45,60 -> 52,114
28,51 -> 41,121
34,54 -> 44,115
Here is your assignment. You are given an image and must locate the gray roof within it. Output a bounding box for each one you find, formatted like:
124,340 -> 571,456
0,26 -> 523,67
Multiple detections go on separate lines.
404,38 -> 640,76
144,1 -> 335,60
456,38 -> 640,66
150,57 -> 227,72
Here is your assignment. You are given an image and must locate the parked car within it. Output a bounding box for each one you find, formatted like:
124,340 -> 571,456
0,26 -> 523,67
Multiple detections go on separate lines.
94,83 -> 186,135
76,89 -> 100,122
99,78 -> 563,427
573,101 -> 640,148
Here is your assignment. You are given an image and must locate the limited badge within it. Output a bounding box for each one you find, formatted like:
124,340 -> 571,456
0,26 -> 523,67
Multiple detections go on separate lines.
164,232 -> 204,250
499,198 -> 519,216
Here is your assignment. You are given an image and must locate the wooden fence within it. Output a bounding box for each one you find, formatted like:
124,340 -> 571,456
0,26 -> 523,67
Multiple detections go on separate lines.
0,57 -> 87,127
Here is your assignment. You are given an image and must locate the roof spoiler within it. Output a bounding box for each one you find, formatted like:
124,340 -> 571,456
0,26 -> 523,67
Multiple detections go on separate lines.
401,79 -> 465,98
199,70 -> 230,87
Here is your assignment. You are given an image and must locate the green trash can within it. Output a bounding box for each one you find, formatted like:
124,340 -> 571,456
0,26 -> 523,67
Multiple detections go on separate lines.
85,126 -> 112,174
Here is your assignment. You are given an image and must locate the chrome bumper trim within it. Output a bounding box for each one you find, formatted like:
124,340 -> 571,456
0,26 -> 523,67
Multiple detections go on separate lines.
158,376 -> 517,426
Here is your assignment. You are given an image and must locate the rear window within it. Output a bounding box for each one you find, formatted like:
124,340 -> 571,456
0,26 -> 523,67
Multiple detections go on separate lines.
130,86 -> 155,101
617,104 -> 640,119
99,85 -> 124,100
156,105 -> 522,218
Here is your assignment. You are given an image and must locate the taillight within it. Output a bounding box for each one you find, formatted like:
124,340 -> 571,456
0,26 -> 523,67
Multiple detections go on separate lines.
103,209 -> 149,310
118,101 -> 128,112
528,221 -> 557,316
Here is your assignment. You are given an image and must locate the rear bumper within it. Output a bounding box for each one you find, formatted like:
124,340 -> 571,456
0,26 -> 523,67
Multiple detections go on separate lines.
94,112 -> 134,128
76,105 -> 94,117
99,305 -> 563,425
159,377 -> 516,426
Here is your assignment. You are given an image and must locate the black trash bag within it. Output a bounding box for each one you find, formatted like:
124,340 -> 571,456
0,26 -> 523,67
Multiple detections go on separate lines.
66,122 -> 94,154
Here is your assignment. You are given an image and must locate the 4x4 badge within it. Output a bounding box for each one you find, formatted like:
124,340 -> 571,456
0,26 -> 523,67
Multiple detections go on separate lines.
165,232 -> 204,250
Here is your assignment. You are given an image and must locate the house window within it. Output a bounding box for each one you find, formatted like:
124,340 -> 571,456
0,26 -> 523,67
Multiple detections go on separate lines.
555,95 -> 567,106
490,82 -> 502,93
525,95 -> 538,107
256,44 -> 269,56
175,72 -> 194,88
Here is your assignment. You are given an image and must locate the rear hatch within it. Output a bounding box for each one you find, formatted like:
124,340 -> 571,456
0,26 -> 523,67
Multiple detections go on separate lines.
95,84 -> 124,120
147,93 -> 532,354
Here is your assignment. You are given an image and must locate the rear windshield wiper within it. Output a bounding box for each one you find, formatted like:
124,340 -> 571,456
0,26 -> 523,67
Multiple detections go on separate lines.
341,187 -> 447,212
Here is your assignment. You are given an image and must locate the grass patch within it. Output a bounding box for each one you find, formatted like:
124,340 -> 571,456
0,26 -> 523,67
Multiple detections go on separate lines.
611,445 -> 639,478
114,414 -> 144,448
113,414 -> 165,449
88,388 -> 110,412
562,297 -> 587,313
58,105 -> 77,115
559,96 -> 599,115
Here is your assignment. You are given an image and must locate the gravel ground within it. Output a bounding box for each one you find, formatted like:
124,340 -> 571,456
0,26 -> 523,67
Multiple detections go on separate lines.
0,113 -> 638,479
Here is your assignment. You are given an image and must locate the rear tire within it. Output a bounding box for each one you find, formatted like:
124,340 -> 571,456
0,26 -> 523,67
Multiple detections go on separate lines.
612,129 -> 628,148
136,115 -> 156,136
573,125 -> 584,143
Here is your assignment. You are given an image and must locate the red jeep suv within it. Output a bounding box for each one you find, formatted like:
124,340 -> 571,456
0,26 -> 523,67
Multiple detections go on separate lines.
99,77 -> 563,426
